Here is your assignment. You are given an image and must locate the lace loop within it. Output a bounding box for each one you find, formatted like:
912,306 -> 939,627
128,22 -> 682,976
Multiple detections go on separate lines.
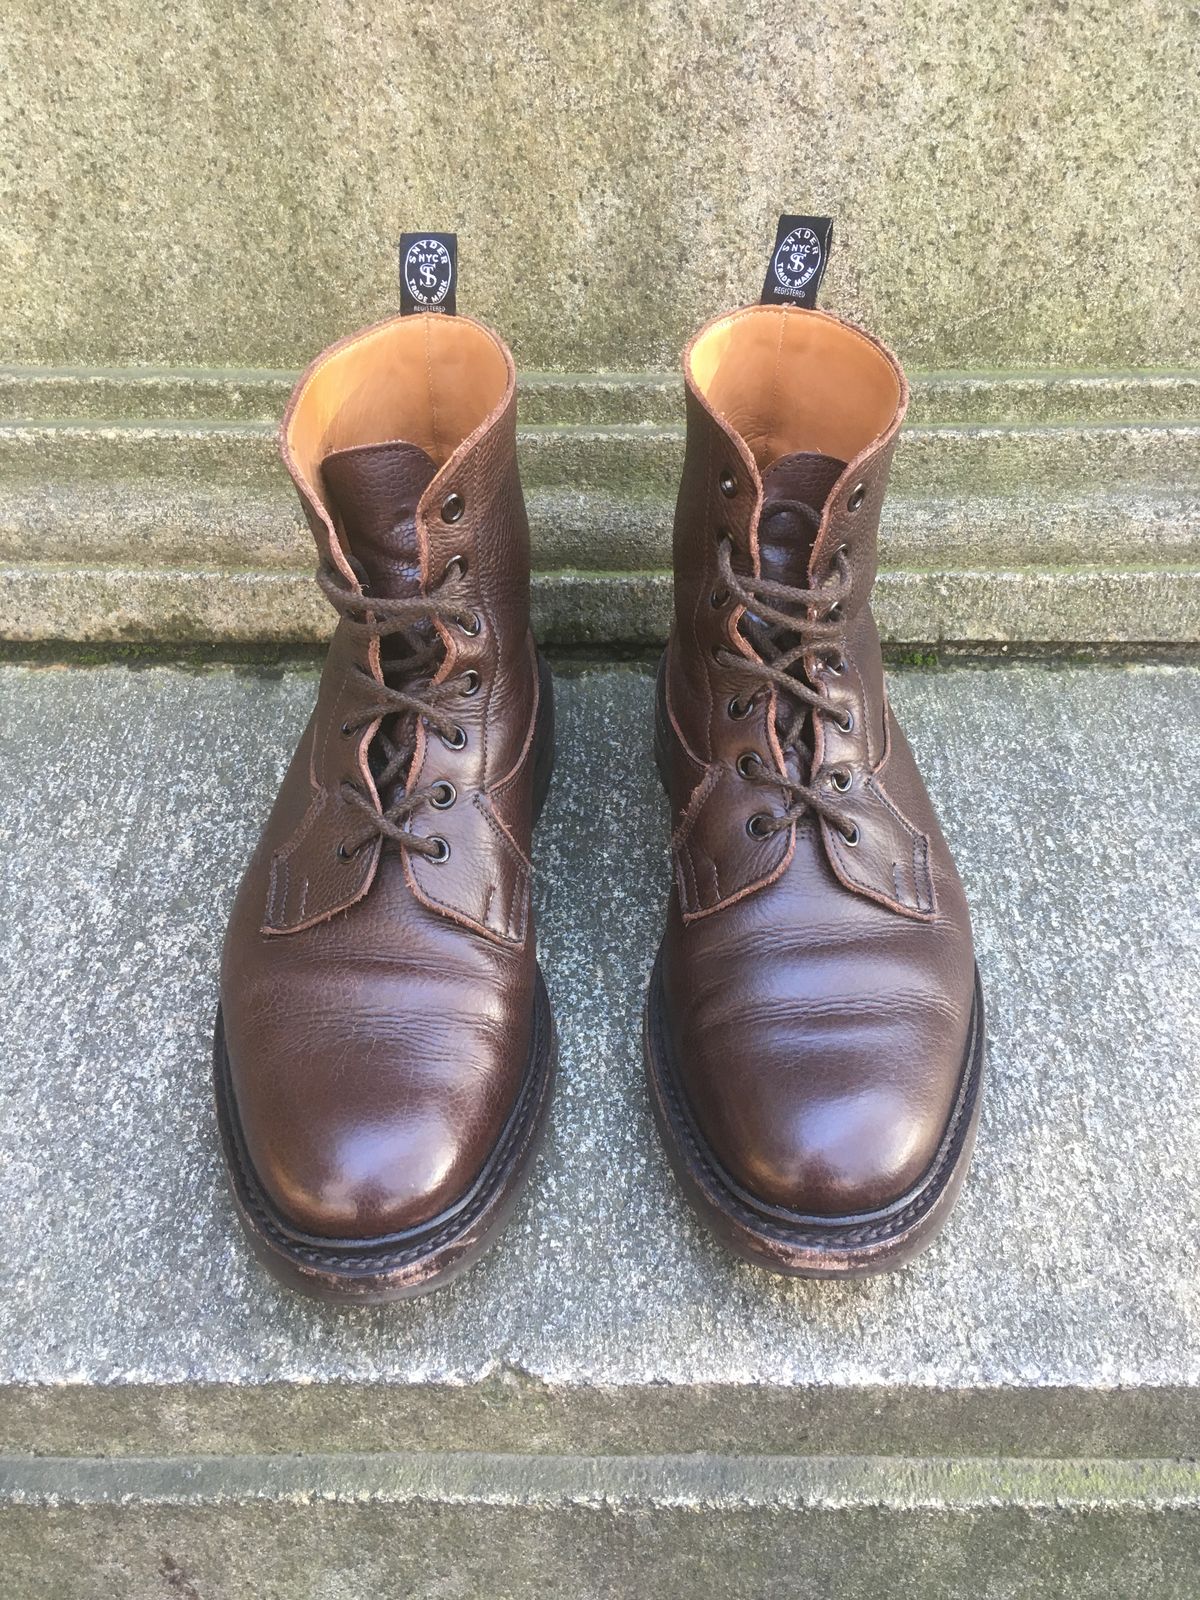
714,498 -> 856,837
319,563 -> 472,861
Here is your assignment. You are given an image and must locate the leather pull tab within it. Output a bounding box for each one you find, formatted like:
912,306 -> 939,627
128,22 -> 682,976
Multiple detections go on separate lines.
761,215 -> 833,308
399,232 -> 458,315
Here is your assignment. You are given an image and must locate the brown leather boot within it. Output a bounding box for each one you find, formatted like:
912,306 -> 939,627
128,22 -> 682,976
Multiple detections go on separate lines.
644,303 -> 985,1276
215,312 -> 555,1300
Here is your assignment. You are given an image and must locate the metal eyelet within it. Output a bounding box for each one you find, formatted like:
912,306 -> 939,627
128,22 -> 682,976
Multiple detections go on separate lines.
441,492 -> 465,524
827,601 -> 844,623
736,752 -> 761,779
427,836 -> 451,863
746,813 -> 773,840
841,823 -> 861,847
340,719 -> 356,737
440,724 -> 467,751
848,482 -> 866,512
457,612 -> 481,637
826,655 -> 847,677
719,469 -> 738,498
830,768 -> 852,793
443,553 -> 468,580
728,695 -> 755,719
833,709 -> 854,734
430,780 -> 457,809
710,586 -> 729,608
336,839 -> 362,861
460,669 -> 481,697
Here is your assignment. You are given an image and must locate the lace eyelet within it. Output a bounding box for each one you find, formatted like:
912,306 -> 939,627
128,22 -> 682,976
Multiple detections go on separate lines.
460,669 -> 481,697
728,695 -> 755,719
746,813 -> 773,840
827,600 -> 844,623
710,586 -> 729,608
336,839 -> 363,861
848,482 -> 866,512
430,780 -> 457,809
443,553 -> 468,581
736,752 -> 761,780
440,724 -> 468,751
457,612 -> 481,637
832,709 -> 854,734
830,768 -> 852,793
427,836 -> 451,863
340,719 -> 356,737
826,655 -> 847,677
841,823 -> 861,847
719,468 -> 738,498
441,492 -> 465,524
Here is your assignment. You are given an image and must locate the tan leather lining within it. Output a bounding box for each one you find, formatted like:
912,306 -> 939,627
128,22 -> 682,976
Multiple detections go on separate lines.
688,305 -> 903,469
284,314 -> 510,494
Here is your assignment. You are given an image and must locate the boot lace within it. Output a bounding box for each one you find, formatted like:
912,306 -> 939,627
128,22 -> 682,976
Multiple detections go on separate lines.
712,498 -> 858,842
317,562 -> 479,860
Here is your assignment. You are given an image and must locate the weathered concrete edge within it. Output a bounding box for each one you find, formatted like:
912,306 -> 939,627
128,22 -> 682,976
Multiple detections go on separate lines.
2,1450 -> 1198,1513
3,365 -> 1199,428
3,565 -> 1197,647
6,482 -> 1198,574
2,1382 -> 1197,1462
3,418 -> 1197,500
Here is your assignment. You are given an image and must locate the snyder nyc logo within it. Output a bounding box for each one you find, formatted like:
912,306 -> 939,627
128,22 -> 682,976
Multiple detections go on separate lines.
403,237 -> 454,308
772,225 -> 824,295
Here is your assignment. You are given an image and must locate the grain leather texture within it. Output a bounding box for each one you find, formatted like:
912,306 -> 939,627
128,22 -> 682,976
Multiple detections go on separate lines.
655,302 -> 979,1223
218,314 -> 551,1248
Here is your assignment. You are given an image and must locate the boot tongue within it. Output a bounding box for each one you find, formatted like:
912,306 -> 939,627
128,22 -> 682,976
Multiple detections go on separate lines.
757,451 -> 847,587
321,441 -> 441,803
321,440 -> 439,598
749,451 -> 848,783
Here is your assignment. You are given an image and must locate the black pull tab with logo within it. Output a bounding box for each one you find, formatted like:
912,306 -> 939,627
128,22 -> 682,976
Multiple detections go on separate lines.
399,232 -> 458,316
760,215 -> 833,309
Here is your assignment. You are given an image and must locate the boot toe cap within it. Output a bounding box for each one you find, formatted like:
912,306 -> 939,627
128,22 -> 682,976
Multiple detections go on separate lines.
253,1101 -> 481,1239
223,999 -> 524,1241
723,1080 -> 942,1218
671,983 -> 972,1220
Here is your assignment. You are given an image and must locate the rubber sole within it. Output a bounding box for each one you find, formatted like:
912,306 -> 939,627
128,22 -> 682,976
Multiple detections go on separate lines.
643,952 -> 986,1278
212,649 -> 557,1304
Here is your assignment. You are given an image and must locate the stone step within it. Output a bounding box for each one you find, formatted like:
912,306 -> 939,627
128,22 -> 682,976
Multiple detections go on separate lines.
3,561 -> 1197,649
6,481 -> 1198,573
2,658 -> 1198,1590
5,364 -> 1200,427
0,368 -> 1196,649
0,660 -> 1196,1462
4,415 -> 1199,499
5,1453 -> 1198,1599
1,366 -> 1198,648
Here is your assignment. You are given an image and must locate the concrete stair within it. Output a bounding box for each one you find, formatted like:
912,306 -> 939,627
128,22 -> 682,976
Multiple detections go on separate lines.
1,659 -> 1197,1595
2,365 -> 1198,649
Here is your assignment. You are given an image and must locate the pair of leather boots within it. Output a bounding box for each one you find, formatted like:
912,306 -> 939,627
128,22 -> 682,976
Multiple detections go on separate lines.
215,297 -> 985,1301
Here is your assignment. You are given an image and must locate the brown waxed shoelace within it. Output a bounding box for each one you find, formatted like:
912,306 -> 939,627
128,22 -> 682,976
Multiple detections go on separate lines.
712,497 -> 858,841
317,563 -> 478,861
